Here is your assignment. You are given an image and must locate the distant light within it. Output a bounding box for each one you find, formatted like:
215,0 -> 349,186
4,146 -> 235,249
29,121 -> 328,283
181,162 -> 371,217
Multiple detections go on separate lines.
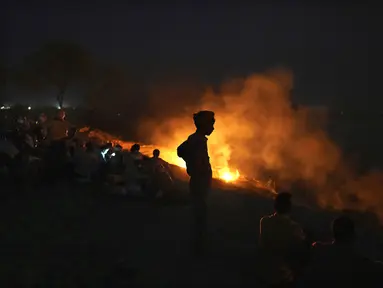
0,106 -> 4,110
1,105 -> 11,110
57,105 -> 61,109
111,152 -> 116,157
28,106 -> 32,110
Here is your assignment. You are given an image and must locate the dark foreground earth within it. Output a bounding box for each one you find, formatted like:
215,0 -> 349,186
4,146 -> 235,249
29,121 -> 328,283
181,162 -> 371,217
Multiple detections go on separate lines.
1,179 -> 383,287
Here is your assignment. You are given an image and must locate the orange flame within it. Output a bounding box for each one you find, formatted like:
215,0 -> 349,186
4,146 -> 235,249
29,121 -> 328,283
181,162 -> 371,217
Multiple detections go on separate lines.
129,143 -> 240,183
149,144 -> 240,182
85,67 -> 383,222
86,129 -> 240,182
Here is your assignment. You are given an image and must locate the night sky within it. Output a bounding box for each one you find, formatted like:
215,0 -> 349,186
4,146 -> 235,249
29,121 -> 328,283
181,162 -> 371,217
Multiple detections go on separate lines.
4,1 -> 370,109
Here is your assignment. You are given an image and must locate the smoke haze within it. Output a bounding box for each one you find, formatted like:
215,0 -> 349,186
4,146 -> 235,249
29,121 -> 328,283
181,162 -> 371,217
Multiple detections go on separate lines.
138,68 -> 383,221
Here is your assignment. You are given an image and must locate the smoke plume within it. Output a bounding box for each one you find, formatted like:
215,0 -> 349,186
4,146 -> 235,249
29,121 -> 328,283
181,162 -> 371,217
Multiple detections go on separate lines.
138,68 -> 383,221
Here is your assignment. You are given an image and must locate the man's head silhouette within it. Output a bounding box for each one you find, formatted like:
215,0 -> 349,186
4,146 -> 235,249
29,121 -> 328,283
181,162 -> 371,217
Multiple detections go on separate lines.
153,149 -> 160,158
130,143 -> 140,152
274,192 -> 292,215
193,110 -> 215,136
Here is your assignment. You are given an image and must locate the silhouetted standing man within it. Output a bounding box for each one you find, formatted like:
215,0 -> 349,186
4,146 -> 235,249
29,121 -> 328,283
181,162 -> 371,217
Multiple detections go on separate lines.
177,110 -> 215,255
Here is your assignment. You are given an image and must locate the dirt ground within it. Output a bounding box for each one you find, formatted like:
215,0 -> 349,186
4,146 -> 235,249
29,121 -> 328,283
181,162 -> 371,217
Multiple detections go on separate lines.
1,179 -> 382,287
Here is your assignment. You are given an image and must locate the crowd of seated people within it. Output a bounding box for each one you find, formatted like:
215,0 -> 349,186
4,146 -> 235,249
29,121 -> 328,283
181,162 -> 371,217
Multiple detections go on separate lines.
69,141 -> 173,198
0,109 -> 174,197
257,192 -> 383,288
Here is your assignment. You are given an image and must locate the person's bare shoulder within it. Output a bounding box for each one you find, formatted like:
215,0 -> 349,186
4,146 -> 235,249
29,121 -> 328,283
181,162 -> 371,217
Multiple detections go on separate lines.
260,214 -> 273,226
260,214 -> 271,221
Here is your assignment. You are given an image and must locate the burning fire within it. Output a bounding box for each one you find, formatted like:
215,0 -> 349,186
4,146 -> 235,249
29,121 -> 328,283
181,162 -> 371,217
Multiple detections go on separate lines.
84,68 -> 383,222
86,128 -> 241,182
218,168 -> 240,182
128,143 -> 240,183
139,133 -> 241,182
145,136 -> 241,182
149,145 -> 241,182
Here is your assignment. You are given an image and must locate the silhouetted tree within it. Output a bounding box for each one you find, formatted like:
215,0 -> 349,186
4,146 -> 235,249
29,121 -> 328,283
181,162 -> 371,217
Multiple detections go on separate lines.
85,64 -> 130,112
16,41 -> 92,108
